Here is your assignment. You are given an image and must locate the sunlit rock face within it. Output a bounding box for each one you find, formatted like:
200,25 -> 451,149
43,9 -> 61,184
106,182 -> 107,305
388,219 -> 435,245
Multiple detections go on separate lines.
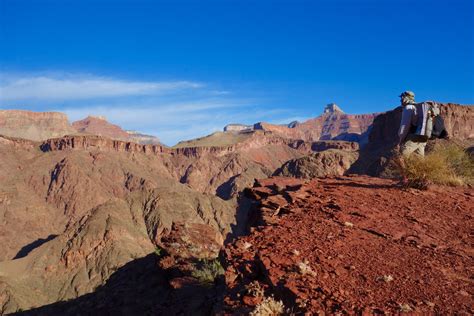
0,110 -> 76,141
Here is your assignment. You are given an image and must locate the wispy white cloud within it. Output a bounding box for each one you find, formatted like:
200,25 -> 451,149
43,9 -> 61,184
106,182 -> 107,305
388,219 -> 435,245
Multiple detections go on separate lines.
0,74 -> 202,100
0,72 -> 306,145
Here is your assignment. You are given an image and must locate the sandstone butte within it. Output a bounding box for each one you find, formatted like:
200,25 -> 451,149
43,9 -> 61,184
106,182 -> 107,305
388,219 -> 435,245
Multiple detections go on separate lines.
0,102 -> 472,314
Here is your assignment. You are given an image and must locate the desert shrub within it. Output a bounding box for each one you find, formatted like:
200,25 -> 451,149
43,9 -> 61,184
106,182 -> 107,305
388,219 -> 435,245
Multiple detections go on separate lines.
297,260 -> 317,277
400,143 -> 473,189
246,281 -> 264,298
250,296 -> 285,316
191,258 -> 224,285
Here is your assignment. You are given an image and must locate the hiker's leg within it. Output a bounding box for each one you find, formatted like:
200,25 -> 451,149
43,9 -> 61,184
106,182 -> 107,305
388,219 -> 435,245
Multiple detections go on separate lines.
400,140 -> 418,157
414,142 -> 427,157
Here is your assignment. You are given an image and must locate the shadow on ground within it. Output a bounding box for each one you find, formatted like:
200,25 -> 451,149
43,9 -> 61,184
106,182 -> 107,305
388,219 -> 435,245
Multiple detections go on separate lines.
14,253 -> 224,316
13,235 -> 58,259
15,254 -> 166,315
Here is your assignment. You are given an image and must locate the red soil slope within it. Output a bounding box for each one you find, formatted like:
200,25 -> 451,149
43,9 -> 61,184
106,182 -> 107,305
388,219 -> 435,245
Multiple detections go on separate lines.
223,176 -> 473,314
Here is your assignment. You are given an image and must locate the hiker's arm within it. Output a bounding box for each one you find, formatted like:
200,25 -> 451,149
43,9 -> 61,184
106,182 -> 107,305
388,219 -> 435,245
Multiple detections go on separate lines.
398,107 -> 413,143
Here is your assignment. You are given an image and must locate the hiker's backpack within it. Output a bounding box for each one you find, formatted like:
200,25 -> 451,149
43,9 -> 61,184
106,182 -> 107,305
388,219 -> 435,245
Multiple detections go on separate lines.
411,102 -> 448,142
431,112 -> 449,139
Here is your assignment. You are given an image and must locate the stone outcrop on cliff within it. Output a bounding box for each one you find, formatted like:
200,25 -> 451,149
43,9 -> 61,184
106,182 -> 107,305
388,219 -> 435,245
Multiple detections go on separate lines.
0,110 -> 76,141
274,149 -> 359,179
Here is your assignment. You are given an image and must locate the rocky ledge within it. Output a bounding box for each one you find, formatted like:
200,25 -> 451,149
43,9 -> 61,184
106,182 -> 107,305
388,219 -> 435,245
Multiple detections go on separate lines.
222,176 -> 473,314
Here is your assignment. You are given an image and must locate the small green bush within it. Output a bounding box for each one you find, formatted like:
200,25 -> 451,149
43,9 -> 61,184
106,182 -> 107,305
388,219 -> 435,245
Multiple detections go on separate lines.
154,247 -> 163,257
191,258 -> 224,286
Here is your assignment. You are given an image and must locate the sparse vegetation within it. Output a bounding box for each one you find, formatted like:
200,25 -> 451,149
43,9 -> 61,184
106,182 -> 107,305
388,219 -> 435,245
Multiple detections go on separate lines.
378,274 -> 394,283
297,260 -> 317,277
399,303 -> 413,312
154,247 -> 163,257
191,258 -> 225,285
398,143 -> 474,189
250,296 -> 286,316
245,281 -> 264,298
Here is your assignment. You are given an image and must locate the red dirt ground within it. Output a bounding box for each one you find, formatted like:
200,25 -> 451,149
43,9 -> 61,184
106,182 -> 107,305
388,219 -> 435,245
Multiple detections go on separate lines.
222,176 -> 473,315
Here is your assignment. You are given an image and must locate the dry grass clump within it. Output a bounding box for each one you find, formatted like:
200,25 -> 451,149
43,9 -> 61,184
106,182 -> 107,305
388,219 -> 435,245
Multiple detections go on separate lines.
297,260 -> 317,277
250,296 -> 285,316
400,143 -> 473,189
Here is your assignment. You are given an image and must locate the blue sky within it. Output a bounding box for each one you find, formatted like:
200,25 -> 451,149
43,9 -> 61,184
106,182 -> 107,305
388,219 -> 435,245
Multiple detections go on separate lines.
0,0 -> 473,145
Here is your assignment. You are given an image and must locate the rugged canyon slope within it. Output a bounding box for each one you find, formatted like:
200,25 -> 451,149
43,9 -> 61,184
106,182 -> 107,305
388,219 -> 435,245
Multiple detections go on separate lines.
1,130 -> 334,313
0,101 -> 472,314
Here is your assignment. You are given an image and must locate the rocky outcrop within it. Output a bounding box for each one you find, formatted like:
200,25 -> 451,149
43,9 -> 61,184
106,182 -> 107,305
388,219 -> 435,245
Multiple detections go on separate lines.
310,140 -> 359,152
274,149 -> 359,179
439,103 -> 474,140
72,116 -> 162,145
0,110 -> 76,141
72,116 -> 130,139
323,103 -> 344,114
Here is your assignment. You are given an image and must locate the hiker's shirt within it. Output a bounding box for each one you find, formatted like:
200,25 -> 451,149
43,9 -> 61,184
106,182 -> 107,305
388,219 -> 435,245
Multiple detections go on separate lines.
398,103 -> 418,143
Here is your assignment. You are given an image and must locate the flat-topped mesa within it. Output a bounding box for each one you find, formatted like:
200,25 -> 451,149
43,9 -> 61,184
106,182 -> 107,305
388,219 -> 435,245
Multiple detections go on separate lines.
0,109 -> 76,141
323,103 -> 344,114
